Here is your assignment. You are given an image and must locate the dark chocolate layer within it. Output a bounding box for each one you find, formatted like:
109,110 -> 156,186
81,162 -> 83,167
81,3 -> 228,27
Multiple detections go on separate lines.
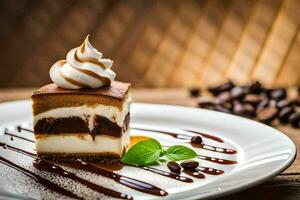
37,152 -> 122,163
34,113 -> 130,138
34,117 -> 90,134
92,114 -> 130,138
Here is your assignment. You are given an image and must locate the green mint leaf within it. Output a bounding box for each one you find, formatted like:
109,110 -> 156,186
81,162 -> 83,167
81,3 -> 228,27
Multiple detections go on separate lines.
121,139 -> 163,166
165,145 -> 197,161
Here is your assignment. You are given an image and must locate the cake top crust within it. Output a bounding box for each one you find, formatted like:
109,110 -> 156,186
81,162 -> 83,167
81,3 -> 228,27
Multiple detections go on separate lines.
32,81 -> 131,100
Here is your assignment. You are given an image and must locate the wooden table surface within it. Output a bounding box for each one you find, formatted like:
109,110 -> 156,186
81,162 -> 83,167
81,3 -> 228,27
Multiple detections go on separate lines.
0,88 -> 299,200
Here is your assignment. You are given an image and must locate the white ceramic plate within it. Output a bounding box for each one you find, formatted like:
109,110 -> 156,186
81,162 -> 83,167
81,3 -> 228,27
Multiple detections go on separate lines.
0,100 -> 296,200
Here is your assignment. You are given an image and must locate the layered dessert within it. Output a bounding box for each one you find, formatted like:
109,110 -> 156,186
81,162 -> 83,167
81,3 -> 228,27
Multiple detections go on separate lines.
31,36 -> 131,163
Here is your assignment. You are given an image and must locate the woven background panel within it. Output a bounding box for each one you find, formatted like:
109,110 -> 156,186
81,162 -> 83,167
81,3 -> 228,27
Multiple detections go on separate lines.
0,0 -> 299,88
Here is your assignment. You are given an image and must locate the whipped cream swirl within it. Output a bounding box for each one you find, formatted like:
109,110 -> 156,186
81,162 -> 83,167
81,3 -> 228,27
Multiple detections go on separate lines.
50,35 -> 116,89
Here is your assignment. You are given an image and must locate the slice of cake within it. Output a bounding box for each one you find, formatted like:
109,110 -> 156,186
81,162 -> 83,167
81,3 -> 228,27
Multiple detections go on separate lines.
31,35 -> 131,163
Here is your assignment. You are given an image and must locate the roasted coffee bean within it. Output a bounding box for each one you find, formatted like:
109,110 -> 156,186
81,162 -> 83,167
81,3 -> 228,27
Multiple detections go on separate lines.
256,99 -> 270,112
231,87 -> 246,100
215,92 -> 232,104
233,101 -> 254,117
270,88 -> 287,101
269,99 -> 278,107
248,81 -> 262,94
243,94 -> 264,105
289,112 -> 300,128
190,87 -> 201,97
279,106 -> 295,123
233,101 -> 244,116
276,99 -> 292,110
167,161 -> 181,173
243,103 -> 255,117
180,160 -> 199,170
293,98 -> 300,107
191,136 -> 203,144
223,103 -> 233,111
208,81 -> 234,96
197,97 -> 215,108
263,88 -> 274,98
256,107 -> 278,124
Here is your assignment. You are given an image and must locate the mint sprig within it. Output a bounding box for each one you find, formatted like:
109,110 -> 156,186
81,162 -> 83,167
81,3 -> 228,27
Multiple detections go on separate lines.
121,139 -> 197,166
121,139 -> 163,165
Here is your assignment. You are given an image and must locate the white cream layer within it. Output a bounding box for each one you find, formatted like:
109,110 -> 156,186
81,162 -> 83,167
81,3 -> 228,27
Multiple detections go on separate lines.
35,129 -> 130,155
33,95 -> 131,130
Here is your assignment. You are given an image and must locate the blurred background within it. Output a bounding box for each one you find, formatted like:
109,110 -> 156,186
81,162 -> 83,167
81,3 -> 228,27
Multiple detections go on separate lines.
0,0 -> 300,89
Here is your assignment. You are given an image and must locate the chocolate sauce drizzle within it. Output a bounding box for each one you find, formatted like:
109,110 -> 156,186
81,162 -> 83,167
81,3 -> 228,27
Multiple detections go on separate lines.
1,125 -> 238,199
17,126 -> 34,133
197,167 -> 224,175
67,161 -> 168,196
192,143 -> 237,154
33,159 -> 133,200
132,127 -> 237,154
183,170 -> 205,179
182,166 -> 224,178
4,128 -> 34,143
0,142 -> 167,197
0,142 -> 35,157
132,127 -> 224,143
0,156 -> 83,200
197,155 -> 237,165
141,166 -> 193,183
184,129 -> 224,143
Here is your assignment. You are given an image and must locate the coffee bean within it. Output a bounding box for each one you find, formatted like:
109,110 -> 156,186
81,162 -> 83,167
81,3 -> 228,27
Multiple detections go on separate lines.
197,97 -> 215,108
167,161 -> 181,173
276,99 -> 292,110
233,101 -> 254,117
269,100 -> 278,108
248,81 -> 262,94
190,87 -> 201,97
223,102 -> 233,111
279,107 -> 295,123
180,160 -> 199,170
293,98 -> 300,107
233,101 -> 244,116
256,107 -> 278,124
289,112 -> 300,128
256,99 -> 270,112
208,81 -> 234,96
270,88 -> 287,101
191,136 -> 202,144
243,103 -> 255,117
231,87 -> 246,100
215,92 -> 232,104
263,88 -> 275,98
243,94 -> 264,105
